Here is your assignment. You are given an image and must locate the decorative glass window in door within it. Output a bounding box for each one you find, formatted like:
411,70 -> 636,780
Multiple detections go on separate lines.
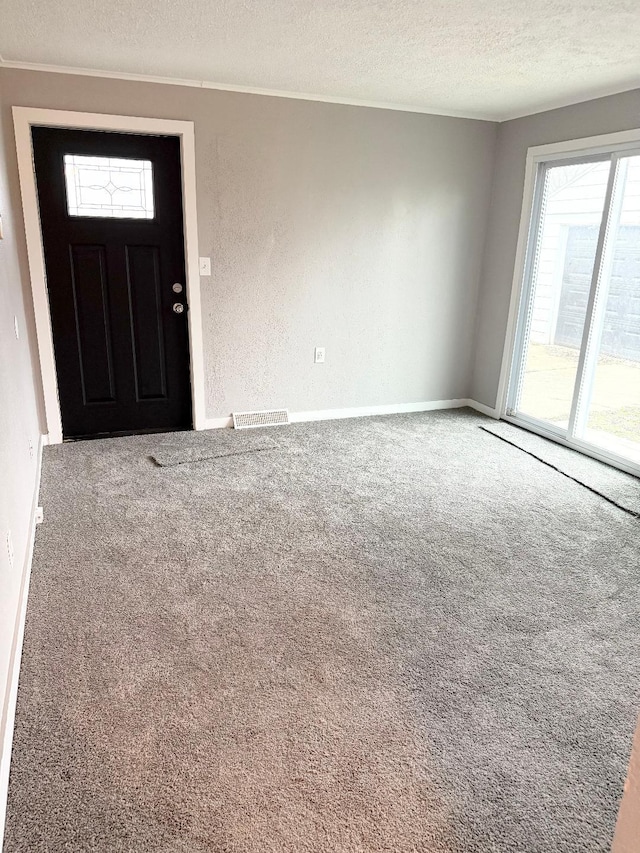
63,154 -> 154,219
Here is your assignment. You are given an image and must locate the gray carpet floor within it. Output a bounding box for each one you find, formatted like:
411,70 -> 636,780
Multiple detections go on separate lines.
4,409 -> 640,852
150,429 -> 278,467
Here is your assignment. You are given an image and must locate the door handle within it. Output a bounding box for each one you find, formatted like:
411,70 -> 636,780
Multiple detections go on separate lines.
172,303 -> 185,314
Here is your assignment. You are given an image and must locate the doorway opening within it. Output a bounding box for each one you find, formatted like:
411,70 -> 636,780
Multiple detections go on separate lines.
13,108 -> 206,444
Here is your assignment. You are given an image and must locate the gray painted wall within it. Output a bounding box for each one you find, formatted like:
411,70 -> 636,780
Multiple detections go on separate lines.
0,68 -> 497,420
471,88 -> 640,408
0,73 -> 42,798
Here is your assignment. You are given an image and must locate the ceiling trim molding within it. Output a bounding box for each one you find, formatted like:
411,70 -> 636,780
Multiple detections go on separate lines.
499,79 -> 640,122
0,59 -> 495,122
2,59 -> 638,125
0,58 -> 497,122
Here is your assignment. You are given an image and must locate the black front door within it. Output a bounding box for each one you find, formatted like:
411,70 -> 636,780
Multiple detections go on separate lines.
32,127 -> 193,439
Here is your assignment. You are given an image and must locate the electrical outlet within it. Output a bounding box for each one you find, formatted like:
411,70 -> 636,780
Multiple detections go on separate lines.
6,530 -> 14,570
314,347 -> 326,364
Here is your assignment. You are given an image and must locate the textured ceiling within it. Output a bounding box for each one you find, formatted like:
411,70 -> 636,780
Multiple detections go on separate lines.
1,0 -> 639,120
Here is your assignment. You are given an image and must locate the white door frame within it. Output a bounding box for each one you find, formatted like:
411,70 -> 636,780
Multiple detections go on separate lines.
496,127 -> 640,478
12,107 -> 207,444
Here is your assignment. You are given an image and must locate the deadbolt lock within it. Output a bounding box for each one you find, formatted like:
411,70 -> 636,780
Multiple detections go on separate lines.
172,283 -> 183,293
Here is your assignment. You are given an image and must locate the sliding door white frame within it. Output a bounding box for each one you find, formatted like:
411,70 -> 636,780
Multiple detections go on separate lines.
497,129 -> 640,478
566,156 -> 630,440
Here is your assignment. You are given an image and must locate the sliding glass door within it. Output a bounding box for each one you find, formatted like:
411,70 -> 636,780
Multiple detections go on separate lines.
506,146 -> 640,474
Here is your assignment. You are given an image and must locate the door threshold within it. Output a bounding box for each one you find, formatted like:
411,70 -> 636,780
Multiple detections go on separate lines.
64,425 -> 193,442
502,414 -> 640,479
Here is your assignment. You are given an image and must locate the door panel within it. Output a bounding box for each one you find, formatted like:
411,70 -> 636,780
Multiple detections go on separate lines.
32,127 -> 192,439
514,159 -> 611,429
579,155 -> 640,464
125,245 -> 167,401
69,244 -> 116,404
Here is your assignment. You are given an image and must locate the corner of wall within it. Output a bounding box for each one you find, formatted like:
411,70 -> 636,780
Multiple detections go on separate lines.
0,436 -> 43,851
0,66 -> 47,847
466,120 -> 502,409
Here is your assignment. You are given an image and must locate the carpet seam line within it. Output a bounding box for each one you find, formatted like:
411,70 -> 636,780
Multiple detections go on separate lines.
480,426 -> 640,520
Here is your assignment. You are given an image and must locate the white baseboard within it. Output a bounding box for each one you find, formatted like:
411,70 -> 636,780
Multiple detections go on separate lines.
200,416 -> 234,430
288,399 -> 470,423
0,434 -> 44,850
201,398 -> 499,430
465,399 -> 499,418
201,399 -> 468,430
